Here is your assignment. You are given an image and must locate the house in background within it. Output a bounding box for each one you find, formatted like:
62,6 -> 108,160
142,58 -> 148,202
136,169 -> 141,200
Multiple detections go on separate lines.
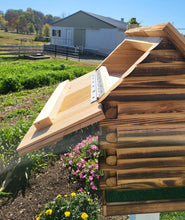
50,10 -> 127,56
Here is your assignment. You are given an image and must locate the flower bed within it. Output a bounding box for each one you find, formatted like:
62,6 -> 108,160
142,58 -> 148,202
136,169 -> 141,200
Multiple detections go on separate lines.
61,135 -> 103,192
37,136 -> 103,219
36,191 -> 100,220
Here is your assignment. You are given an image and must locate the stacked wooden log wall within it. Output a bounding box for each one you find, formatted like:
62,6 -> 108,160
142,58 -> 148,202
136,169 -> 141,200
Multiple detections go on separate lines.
99,37 -> 185,215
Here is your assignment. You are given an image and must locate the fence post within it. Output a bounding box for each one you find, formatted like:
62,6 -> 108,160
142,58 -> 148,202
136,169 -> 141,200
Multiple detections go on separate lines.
66,47 -> 68,60
55,45 -> 57,57
18,46 -> 20,57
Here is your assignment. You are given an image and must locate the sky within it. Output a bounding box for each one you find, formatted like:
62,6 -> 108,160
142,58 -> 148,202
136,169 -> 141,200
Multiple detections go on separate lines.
1,0 -> 185,34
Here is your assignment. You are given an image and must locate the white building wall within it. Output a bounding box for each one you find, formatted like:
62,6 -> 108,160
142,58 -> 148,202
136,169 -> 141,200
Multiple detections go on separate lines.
85,28 -> 125,55
50,26 -> 74,46
50,26 -> 126,55
85,28 -> 117,55
116,29 -> 126,46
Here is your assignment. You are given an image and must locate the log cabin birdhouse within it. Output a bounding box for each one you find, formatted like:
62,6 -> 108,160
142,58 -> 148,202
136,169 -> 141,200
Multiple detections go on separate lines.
17,22 -> 185,216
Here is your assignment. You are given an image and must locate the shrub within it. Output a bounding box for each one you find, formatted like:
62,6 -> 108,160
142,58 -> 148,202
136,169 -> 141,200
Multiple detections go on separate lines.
61,136 -> 103,192
36,191 -> 101,220
0,77 -> 22,94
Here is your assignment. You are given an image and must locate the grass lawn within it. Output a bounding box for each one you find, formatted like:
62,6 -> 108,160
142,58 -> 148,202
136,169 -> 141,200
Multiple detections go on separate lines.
0,30 -> 43,45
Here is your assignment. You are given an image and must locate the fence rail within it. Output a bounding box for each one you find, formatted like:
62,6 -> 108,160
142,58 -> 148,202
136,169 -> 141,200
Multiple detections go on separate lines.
0,45 -> 43,56
44,44 -> 80,60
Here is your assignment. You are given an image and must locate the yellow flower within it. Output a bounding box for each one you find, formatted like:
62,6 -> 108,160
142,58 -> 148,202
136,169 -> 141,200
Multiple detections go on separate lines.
64,211 -> 71,217
71,192 -> 76,197
64,194 -> 68,197
88,199 -> 91,202
36,217 -> 40,220
57,194 -> 62,198
45,209 -> 52,215
81,212 -> 88,219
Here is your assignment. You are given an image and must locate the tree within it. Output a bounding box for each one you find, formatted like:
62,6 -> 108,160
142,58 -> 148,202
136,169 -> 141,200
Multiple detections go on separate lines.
5,9 -> 22,32
42,23 -> 50,42
0,14 -> 8,31
33,10 -> 45,34
18,11 -> 34,34
28,23 -> 35,34
127,18 -> 140,25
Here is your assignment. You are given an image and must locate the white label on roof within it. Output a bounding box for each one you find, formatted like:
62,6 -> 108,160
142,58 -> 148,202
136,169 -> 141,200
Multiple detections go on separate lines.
91,66 -> 119,103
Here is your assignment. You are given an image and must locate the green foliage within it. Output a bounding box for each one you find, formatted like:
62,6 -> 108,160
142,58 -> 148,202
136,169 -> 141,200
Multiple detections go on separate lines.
5,108 -> 33,119
160,211 -> 185,220
0,59 -> 95,94
127,17 -> 140,25
0,77 -> 22,94
37,191 -> 101,220
5,8 -> 60,34
0,152 -> 58,199
0,58 -> 96,201
42,23 -> 50,42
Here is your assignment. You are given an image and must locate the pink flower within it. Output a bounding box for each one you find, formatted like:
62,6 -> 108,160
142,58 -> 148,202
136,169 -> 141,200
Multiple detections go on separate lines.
96,175 -> 100,179
89,176 -> 93,181
90,170 -> 94,174
81,159 -> 85,164
83,174 -> 87,178
90,181 -> 94,185
79,173 -> 83,179
87,149 -> 92,155
91,145 -> 98,150
91,185 -> 96,190
93,152 -> 97,156
79,188 -> 83,192
69,160 -> 72,164
74,170 -> 79,175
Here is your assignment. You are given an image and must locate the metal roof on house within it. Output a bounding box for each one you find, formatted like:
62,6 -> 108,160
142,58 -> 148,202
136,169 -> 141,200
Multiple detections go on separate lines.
52,10 -> 127,30
81,11 -> 127,30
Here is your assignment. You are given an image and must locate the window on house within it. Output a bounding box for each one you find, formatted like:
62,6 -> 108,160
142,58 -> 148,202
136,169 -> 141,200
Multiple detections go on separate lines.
52,30 -> 61,37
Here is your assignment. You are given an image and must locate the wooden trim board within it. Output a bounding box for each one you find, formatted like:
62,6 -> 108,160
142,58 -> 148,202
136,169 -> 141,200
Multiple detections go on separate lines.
103,199 -> 185,216
17,71 -> 105,155
34,80 -> 69,130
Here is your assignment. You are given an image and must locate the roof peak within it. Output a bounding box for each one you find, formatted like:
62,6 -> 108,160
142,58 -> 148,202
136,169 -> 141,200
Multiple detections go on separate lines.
52,10 -> 127,30
126,22 -> 185,56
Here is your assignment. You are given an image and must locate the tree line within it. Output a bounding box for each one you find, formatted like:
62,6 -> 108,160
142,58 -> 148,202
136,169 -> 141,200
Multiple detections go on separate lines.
0,8 -> 61,41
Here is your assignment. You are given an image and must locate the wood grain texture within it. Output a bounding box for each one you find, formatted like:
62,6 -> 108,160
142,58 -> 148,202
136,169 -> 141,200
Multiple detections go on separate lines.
117,157 -> 185,169
118,100 -> 185,115
34,80 -> 69,130
117,146 -> 185,159
103,199 -> 185,215
117,167 -> 185,180
17,71 -> 105,155
100,113 -> 185,127
125,22 -> 185,56
118,177 -> 185,190
97,39 -> 154,74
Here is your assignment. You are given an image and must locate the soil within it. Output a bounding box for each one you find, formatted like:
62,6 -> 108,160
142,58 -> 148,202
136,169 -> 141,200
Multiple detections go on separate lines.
0,160 -> 129,220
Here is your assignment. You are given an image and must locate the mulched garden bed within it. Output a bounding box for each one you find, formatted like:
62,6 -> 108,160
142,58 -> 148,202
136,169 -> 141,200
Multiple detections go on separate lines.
0,160 -> 129,220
